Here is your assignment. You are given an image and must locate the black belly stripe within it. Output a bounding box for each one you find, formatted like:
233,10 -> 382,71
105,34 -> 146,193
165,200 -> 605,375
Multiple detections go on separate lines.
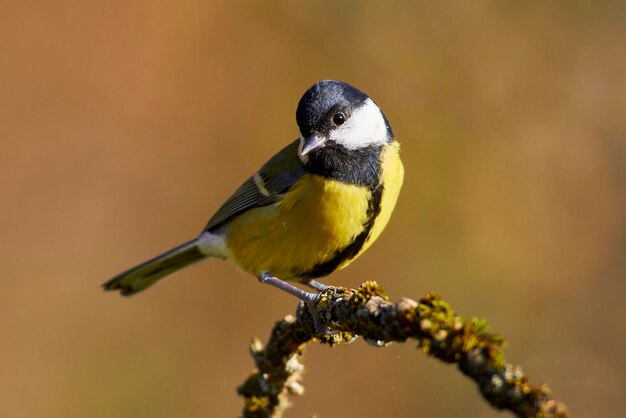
300,182 -> 384,279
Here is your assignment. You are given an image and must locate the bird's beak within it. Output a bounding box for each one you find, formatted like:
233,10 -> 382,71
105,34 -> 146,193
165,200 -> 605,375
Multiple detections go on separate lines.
299,134 -> 326,156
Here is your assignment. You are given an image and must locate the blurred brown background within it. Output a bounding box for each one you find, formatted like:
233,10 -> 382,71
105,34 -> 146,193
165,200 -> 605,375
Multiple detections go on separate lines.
1,1 -> 625,417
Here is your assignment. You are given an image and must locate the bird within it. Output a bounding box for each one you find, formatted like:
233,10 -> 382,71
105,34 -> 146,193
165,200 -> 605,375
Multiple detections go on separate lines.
103,80 -> 404,302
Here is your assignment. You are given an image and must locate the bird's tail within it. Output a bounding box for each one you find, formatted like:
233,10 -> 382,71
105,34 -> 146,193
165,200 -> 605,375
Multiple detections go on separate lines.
102,238 -> 207,296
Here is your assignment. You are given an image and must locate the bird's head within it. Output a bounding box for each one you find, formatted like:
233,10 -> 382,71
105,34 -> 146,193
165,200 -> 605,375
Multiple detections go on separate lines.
295,80 -> 394,162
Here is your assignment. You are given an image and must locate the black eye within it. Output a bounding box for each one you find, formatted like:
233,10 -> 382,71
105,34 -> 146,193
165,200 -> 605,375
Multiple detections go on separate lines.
332,112 -> 346,126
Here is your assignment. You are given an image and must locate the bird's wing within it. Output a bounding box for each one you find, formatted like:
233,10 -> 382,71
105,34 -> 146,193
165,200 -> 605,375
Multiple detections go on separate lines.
204,139 -> 305,231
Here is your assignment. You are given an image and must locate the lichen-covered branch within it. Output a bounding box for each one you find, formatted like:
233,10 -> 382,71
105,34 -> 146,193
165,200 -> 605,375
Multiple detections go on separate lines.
237,281 -> 569,418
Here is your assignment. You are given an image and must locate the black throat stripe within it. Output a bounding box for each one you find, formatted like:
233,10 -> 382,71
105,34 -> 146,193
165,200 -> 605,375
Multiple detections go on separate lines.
300,181 -> 384,279
305,143 -> 383,188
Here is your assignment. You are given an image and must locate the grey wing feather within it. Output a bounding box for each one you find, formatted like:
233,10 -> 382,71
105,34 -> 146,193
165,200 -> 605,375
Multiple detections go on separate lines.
204,140 -> 305,231
203,179 -> 261,229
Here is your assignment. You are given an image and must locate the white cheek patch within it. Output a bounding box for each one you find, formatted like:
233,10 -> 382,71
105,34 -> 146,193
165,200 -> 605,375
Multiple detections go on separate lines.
329,98 -> 389,149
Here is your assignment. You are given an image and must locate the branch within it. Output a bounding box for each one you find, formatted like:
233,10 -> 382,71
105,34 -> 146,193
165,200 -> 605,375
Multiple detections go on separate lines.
237,281 -> 569,418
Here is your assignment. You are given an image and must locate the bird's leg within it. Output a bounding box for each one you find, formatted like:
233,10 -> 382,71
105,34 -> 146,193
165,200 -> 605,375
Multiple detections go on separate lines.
304,279 -> 327,291
258,272 -> 320,303
259,272 -> 336,334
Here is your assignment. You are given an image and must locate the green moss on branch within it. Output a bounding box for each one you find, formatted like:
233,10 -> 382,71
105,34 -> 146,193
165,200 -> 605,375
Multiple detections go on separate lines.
237,282 -> 569,418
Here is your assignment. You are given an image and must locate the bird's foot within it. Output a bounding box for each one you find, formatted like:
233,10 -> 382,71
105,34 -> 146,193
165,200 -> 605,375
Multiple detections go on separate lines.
296,300 -> 338,336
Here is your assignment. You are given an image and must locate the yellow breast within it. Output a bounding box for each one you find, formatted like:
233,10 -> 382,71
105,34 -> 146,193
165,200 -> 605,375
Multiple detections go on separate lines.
226,142 -> 404,280
358,141 -> 404,256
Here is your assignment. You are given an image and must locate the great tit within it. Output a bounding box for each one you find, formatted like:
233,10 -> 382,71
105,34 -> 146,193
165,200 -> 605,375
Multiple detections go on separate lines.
103,80 -> 404,302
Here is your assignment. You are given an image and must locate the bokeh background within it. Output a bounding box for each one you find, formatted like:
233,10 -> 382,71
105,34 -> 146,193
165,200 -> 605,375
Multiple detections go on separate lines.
2,1 -> 625,417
